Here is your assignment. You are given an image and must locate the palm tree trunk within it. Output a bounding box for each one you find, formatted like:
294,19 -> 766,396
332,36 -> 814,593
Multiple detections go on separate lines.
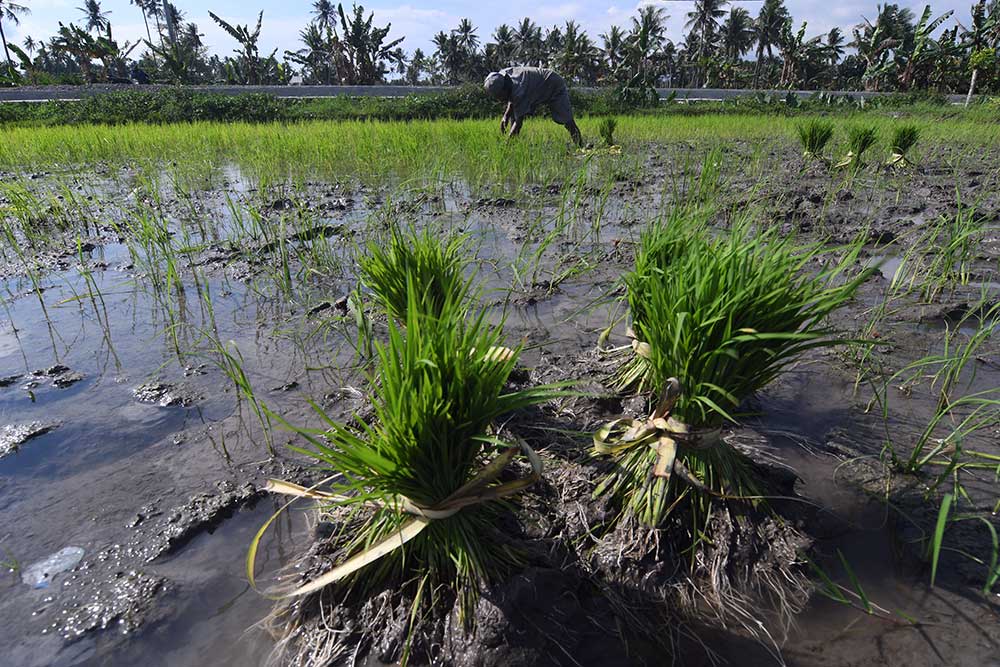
0,18 -> 12,68
752,46 -> 763,88
141,11 -> 153,45
965,67 -> 978,107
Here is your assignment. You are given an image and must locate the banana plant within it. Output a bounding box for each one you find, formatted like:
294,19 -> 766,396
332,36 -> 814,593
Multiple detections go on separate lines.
852,21 -> 899,91
5,40 -> 31,82
896,5 -> 955,91
208,11 -> 277,85
958,0 -> 1000,106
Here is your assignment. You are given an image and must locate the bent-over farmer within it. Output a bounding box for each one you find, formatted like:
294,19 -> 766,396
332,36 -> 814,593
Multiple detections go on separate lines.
483,67 -> 583,147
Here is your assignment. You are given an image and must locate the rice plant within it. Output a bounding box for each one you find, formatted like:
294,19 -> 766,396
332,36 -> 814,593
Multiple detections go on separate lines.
596,214 -> 872,528
358,224 -> 473,322
836,125 -> 879,170
796,119 -> 835,162
599,117 -> 618,147
887,124 -> 920,166
251,288 -> 565,645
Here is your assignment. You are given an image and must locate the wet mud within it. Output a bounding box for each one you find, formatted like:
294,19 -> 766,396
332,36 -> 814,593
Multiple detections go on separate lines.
1,139 -> 999,665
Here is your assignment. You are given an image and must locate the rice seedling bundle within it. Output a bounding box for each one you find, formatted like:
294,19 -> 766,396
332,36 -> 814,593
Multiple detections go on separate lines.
599,117 -> 619,148
251,286 -> 562,624
596,214 -> 872,528
888,124 -> 920,166
836,126 -> 879,170
796,119 -> 835,162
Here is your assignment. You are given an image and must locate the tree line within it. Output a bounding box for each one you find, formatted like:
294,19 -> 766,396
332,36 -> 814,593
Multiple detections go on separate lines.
1,0 -> 998,98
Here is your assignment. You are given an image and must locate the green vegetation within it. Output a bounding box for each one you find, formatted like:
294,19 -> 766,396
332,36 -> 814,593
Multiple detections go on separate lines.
359,225 -> 473,322
599,116 -> 618,147
888,123 -> 921,165
836,125 -> 879,170
2,113 -> 998,188
4,0 -> 1000,98
253,289 -> 563,632
2,102 -> 999,663
0,86 -> 649,127
596,212 -> 872,528
796,119 -> 835,161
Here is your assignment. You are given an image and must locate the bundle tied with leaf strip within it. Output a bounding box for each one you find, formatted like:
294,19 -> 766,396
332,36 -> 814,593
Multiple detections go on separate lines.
251,285 -> 565,666
887,124 -> 920,166
597,214 -> 874,530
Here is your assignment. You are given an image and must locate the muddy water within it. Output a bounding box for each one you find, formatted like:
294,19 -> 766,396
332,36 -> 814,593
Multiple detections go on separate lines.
2,144 -> 999,666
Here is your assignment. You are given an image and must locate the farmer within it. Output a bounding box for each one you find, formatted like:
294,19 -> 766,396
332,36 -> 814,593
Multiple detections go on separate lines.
483,67 -> 583,147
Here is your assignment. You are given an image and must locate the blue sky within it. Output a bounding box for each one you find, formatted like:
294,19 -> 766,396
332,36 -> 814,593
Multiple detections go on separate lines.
5,0 -> 976,59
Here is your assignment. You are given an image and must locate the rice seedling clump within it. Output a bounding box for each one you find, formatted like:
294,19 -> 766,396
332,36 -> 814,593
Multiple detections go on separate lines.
836,125 -> 879,170
597,214 -> 872,529
796,119 -> 835,162
255,287 -> 563,664
888,124 -> 920,166
599,117 -> 618,147
358,224 -> 473,322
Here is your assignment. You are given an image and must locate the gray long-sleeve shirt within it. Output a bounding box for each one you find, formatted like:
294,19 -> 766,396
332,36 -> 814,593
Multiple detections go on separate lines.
501,67 -> 574,124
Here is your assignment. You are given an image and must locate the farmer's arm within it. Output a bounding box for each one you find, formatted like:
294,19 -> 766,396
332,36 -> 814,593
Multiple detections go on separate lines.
500,102 -> 514,132
507,116 -> 523,139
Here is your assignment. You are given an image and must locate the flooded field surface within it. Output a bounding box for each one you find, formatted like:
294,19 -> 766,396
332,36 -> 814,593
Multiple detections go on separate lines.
1,134 -> 999,666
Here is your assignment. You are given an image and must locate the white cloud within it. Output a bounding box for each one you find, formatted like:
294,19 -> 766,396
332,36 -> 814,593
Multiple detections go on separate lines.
535,3 -> 583,22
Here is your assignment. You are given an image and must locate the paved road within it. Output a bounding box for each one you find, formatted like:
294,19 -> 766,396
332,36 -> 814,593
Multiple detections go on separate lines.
0,84 -> 971,104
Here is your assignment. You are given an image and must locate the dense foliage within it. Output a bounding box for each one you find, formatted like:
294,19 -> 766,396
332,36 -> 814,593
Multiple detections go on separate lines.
2,1 -> 1000,96
0,85 -> 672,125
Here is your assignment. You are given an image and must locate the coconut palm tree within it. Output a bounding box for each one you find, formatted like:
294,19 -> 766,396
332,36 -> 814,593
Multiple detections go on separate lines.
685,0 -> 728,86
753,0 -> 790,86
617,4 -> 670,93
453,18 -> 479,54
556,20 -> 598,83
145,0 -> 166,45
21,33 -> 36,55
433,30 -> 464,83
721,7 -> 755,63
487,24 -> 516,69
630,4 -> 669,60
78,0 -> 112,39
1,0 -> 30,68
514,17 -> 543,66
312,0 -> 335,30
826,27 -> 845,65
129,0 -> 154,47
601,24 -> 627,74
405,47 -> 426,84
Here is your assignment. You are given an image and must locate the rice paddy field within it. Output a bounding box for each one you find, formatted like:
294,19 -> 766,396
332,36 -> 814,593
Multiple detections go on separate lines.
1,110 -> 999,666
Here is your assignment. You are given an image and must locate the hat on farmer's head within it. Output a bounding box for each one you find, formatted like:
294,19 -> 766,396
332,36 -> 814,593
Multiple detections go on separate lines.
483,72 -> 508,99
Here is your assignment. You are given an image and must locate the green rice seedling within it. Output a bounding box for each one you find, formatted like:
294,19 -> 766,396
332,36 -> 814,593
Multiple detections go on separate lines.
866,300 -> 1000,594
359,224 -> 474,322
887,124 -> 920,166
796,119 -> 835,162
596,214 -> 872,529
609,207 -> 706,393
599,117 -> 618,147
251,289 -> 565,659
836,126 -> 879,170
